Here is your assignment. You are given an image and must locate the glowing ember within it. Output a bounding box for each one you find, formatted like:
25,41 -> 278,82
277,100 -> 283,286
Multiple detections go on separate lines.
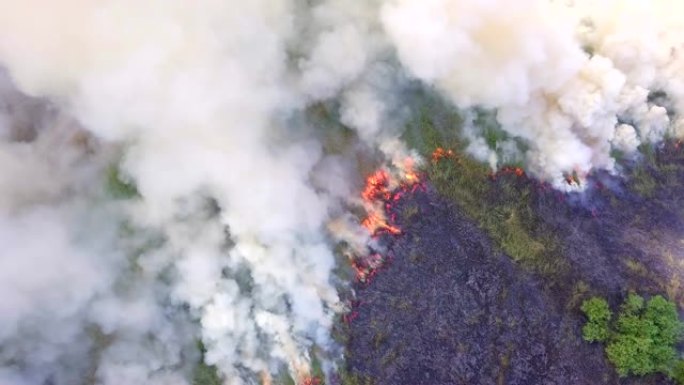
342,300 -> 361,324
502,166 -> 525,177
300,376 -> 322,385
343,309 -> 359,324
431,147 -> 455,163
489,166 -> 526,180
340,299 -> 362,324
351,253 -> 385,282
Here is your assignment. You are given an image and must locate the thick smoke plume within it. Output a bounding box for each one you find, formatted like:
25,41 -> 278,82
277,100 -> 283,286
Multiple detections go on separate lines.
382,0 -> 684,187
0,0 -> 682,384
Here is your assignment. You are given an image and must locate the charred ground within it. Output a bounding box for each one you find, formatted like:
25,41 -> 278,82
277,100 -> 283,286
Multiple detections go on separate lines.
338,124 -> 684,384
345,185 -> 615,385
187,100 -> 684,385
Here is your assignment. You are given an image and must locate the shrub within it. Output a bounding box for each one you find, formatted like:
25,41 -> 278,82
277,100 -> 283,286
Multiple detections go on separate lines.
580,294 -> 684,381
580,297 -> 612,342
673,360 -> 684,384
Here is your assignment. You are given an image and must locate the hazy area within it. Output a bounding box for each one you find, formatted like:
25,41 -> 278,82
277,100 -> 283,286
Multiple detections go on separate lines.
0,1 -> 683,384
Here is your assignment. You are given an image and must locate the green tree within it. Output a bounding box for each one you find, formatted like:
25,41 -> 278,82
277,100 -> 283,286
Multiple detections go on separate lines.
580,294 -> 684,381
621,293 -> 645,316
580,297 -> 612,342
672,360 -> 684,384
645,296 -> 681,347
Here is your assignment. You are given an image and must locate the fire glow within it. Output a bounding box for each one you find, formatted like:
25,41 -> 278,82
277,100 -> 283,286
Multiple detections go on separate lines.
360,160 -> 420,237
300,376 -> 322,385
352,157 -> 424,284
431,147 -> 455,163
488,165 -> 526,181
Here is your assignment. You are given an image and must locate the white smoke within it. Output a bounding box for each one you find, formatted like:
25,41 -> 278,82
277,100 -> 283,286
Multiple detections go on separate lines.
0,1 -> 683,384
381,0 -> 684,187
0,1 -> 342,384
0,69 -> 199,385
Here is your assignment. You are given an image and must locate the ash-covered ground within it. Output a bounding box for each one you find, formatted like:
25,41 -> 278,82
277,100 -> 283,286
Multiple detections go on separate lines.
343,145 -> 684,385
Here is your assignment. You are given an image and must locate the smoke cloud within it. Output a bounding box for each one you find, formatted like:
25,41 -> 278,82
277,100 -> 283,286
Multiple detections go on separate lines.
0,0 -> 682,384
0,1 -> 342,384
382,0 -> 684,187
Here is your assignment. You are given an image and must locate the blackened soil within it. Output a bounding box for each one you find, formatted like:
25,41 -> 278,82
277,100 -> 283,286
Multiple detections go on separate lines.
345,187 -> 616,385
344,146 -> 684,385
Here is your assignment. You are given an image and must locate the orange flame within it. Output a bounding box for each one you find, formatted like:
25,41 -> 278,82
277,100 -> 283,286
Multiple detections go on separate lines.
402,158 -> 420,185
351,253 -> 384,282
354,157 -> 422,284
362,169 -> 391,201
361,212 -> 401,236
489,166 -> 526,180
359,164 -> 411,237
501,166 -> 525,177
431,147 -> 455,163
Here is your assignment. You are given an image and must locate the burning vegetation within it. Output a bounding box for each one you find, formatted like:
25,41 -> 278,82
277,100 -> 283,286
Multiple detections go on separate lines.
299,376 -> 322,385
352,158 -> 424,284
431,147 -> 456,163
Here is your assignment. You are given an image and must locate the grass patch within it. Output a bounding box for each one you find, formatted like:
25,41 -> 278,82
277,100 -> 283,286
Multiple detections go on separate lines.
426,143 -> 566,279
193,363 -> 221,385
401,101 -> 570,281
567,281 -> 590,311
105,163 -> 139,199
193,342 -> 221,385
625,259 -> 650,278
631,165 -> 657,198
473,108 -> 507,150
338,370 -> 375,385
626,141 -> 684,198
401,94 -> 463,155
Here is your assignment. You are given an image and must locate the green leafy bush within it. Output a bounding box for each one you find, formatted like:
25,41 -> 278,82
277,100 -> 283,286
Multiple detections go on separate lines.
673,360 -> 684,384
580,294 -> 684,382
580,297 -> 612,342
